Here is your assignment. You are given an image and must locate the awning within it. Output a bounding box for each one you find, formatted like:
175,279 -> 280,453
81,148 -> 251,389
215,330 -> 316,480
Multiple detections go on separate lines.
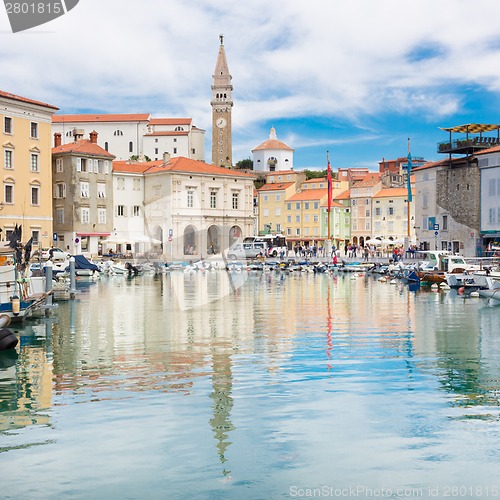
482,233 -> 500,239
440,124 -> 500,133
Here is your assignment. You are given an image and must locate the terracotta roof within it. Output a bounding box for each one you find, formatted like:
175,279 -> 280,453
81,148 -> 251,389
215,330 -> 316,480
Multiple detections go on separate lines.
320,200 -> 345,209
149,118 -> 192,125
374,187 -> 414,198
351,173 -> 382,187
145,156 -> 256,178
334,189 -> 350,200
252,139 -> 294,152
473,144 -> 500,155
287,188 -> 328,201
113,160 -> 162,174
265,170 -> 297,177
52,139 -> 115,158
258,182 -> 295,192
0,89 -> 58,110
144,131 -> 189,137
52,113 -> 150,123
411,159 -> 449,171
303,177 -> 326,183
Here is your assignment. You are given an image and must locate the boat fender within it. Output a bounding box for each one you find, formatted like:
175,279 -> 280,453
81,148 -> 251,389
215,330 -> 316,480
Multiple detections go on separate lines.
0,328 -> 18,351
0,328 -> 15,341
11,295 -> 21,315
458,287 -> 465,295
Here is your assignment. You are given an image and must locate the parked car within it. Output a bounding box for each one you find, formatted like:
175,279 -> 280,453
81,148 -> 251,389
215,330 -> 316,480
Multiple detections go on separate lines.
39,248 -> 69,261
226,241 -> 266,260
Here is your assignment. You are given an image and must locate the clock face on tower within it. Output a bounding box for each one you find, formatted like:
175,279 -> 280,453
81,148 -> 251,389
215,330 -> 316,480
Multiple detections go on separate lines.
216,117 -> 227,128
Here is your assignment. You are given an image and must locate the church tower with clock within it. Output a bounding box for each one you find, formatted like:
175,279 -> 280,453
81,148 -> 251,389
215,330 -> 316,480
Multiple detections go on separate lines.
211,35 -> 233,168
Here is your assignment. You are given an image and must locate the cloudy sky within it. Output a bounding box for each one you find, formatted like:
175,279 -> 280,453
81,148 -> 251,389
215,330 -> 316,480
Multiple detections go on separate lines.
3,0 -> 500,170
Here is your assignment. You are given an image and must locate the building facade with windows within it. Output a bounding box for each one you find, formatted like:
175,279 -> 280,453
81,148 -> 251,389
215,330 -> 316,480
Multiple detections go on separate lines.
111,159 -> 156,256
52,114 -> 205,163
285,189 -> 328,246
474,146 -> 500,253
349,173 -> 382,247
137,155 -> 255,260
1,89 -> 58,248
321,190 -> 351,250
413,157 -> 480,256
372,187 -> 414,242
257,182 -> 297,236
51,131 -> 115,255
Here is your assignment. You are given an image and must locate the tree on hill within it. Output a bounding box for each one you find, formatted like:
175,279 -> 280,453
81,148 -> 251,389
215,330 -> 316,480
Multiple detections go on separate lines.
303,169 -> 327,179
235,158 -> 253,170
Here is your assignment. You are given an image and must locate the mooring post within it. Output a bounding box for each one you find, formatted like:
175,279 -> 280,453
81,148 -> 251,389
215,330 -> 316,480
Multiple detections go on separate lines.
69,256 -> 76,299
45,260 -> 53,315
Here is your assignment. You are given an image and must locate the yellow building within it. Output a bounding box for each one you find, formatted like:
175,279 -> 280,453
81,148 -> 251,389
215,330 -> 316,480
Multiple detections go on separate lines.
257,181 -> 297,235
285,188 -> 328,246
1,90 -> 58,247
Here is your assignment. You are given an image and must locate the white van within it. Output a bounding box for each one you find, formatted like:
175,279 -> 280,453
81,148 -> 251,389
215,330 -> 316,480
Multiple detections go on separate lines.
227,241 -> 266,260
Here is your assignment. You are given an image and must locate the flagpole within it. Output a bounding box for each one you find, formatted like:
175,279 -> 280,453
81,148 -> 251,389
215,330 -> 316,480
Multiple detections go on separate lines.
407,138 -> 411,238
327,151 -> 331,248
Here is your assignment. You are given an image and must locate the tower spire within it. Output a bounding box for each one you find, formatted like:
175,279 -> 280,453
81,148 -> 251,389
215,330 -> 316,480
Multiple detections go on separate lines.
211,35 -> 233,168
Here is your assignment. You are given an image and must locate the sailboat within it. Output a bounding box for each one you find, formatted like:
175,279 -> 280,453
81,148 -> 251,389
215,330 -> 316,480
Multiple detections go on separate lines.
0,226 -> 48,322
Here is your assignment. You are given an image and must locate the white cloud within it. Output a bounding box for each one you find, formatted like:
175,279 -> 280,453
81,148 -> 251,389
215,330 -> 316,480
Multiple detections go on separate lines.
3,0 -> 500,165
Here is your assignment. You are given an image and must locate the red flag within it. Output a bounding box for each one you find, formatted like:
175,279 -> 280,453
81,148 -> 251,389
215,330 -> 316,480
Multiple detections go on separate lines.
327,158 -> 332,213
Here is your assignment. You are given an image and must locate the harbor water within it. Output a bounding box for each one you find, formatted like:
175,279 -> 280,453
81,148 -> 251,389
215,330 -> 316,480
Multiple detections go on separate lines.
0,271 -> 499,499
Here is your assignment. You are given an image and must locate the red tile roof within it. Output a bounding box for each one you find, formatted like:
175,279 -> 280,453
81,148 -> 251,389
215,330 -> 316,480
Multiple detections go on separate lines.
266,170 -> 297,176
52,113 -> 150,123
472,145 -> 500,155
411,159 -> 449,171
113,160 -> 162,173
334,189 -> 350,200
320,200 -> 345,209
0,89 -> 58,110
52,139 -> 115,158
252,139 -> 294,152
303,177 -> 326,183
374,187 -> 414,198
351,173 -> 382,187
287,188 -> 328,201
144,131 -> 189,137
145,156 -> 256,178
258,182 -> 295,192
149,118 -> 192,125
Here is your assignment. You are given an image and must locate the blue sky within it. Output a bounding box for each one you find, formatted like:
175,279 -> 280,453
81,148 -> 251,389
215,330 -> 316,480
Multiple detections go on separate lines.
3,0 -> 500,171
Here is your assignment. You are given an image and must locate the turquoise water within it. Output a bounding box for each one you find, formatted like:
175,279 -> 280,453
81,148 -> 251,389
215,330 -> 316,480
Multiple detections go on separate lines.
0,272 -> 499,499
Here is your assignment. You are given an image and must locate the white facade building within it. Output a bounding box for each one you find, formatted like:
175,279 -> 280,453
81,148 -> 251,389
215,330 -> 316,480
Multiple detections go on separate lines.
52,114 -> 205,162
104,155 -> 256,260
476,147 -> 500,252
110,160 -> 158,256
252,128 -> 294,172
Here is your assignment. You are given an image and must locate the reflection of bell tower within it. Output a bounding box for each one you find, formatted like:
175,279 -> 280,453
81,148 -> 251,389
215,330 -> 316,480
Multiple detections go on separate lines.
209,350 -> 234,477
211,34 -> 233,168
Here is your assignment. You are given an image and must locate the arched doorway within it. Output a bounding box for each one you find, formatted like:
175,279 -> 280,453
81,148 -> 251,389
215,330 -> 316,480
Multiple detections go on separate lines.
229,225 -> 242,245
184,225 -> 197,255
207,225 -> 220,254
152,226 -> 163,252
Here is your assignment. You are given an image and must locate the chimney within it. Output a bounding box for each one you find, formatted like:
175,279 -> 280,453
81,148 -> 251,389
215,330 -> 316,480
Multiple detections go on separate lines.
54,133 -> 62,148
73,128 -> 84,141
163,152 -> 170,164
89,130 -> 98,144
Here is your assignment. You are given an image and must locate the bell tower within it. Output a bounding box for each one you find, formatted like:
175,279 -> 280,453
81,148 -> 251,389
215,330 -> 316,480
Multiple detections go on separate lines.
211,34 -> 233,167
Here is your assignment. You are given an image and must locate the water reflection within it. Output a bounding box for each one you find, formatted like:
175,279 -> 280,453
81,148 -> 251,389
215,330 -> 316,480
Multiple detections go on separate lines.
0,272 -> 498,497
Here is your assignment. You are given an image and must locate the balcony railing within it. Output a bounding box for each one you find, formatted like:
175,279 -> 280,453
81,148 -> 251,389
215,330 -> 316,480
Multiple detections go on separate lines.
437,136 -> 500,154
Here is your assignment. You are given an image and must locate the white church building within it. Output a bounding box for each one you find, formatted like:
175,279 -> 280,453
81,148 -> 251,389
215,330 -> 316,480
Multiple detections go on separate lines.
252,128 -> 294,172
